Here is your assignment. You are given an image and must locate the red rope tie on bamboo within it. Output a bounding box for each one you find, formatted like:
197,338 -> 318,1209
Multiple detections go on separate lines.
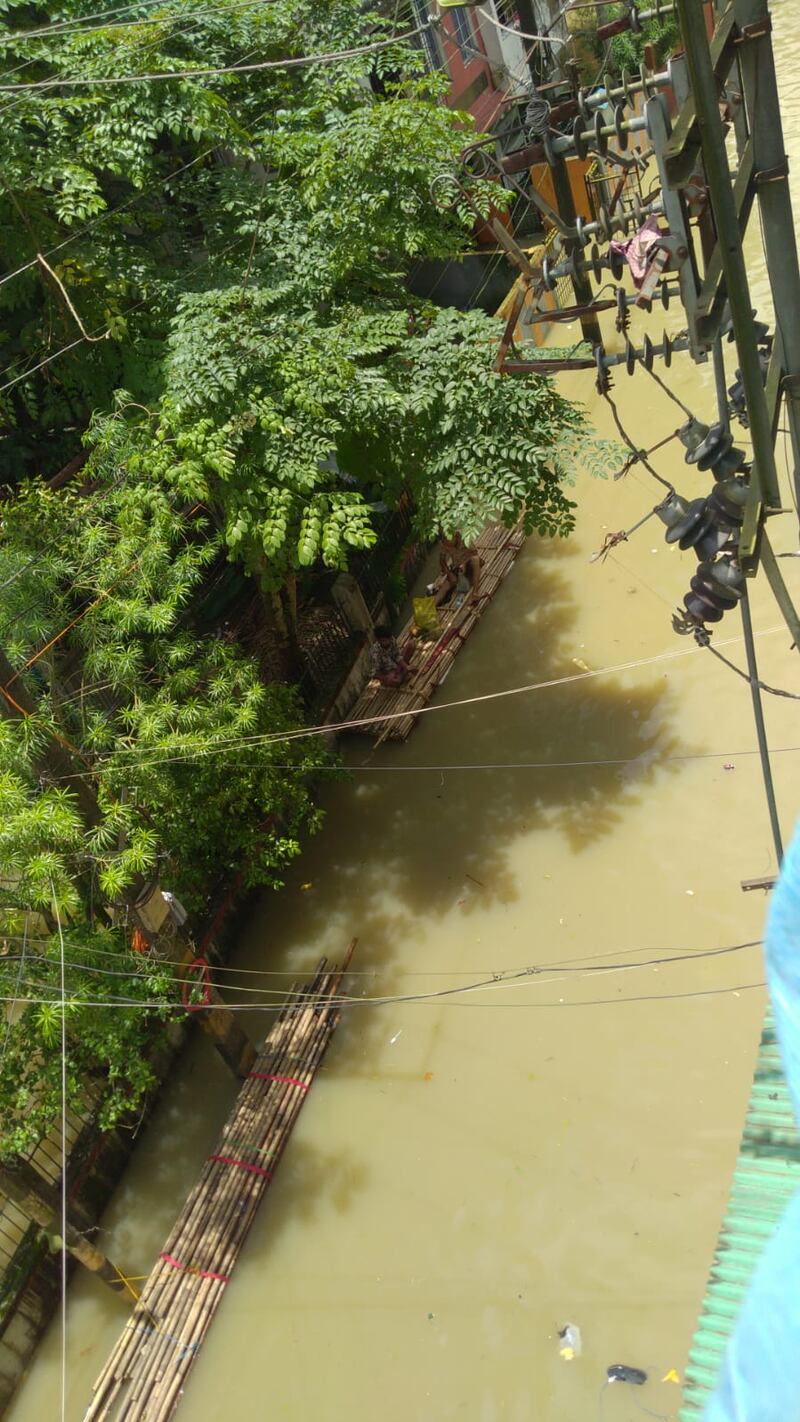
248,1072 -> 309,1091
181,956 -> 211,1011
159,1252 -> 229,1284
207,1153 -> 272,1178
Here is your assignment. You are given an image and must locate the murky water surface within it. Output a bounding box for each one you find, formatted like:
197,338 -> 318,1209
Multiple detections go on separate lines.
9,12 -> 800,1420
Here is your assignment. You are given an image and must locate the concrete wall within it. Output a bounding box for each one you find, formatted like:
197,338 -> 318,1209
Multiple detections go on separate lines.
0,1023 -> 188,1415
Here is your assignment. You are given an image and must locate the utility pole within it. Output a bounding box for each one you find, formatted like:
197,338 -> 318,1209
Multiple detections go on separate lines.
549,158 -> 604,346
673,0 -> 782,519
515,0 -> 603,346
712,334 -> 784,863
669,0 -> 797,864
733,0 -> 800,516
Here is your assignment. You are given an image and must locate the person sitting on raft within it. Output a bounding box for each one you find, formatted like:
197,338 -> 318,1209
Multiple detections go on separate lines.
368,625 -> 412,687
436,530 -> 482,608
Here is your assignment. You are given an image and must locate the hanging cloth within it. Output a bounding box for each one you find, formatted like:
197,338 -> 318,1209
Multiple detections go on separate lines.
609,215 -> 665,289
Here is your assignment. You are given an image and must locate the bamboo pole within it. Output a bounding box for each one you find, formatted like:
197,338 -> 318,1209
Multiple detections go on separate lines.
85,952 -> 352,1422
146,994 -> 338,1420
149,999 -> 336,1417
86,985 -> 320,1412
104,989 -> 323,1410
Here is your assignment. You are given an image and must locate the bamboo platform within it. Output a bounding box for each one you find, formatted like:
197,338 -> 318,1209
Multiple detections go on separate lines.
348,525 -> 526,746
84,948 -> 354,1422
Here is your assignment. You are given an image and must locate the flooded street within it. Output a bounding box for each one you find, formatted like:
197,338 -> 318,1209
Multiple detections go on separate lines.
9,10 -> 800,1421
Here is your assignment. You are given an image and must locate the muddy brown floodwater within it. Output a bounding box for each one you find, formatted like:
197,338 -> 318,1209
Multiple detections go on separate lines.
9,12 -> 800,1421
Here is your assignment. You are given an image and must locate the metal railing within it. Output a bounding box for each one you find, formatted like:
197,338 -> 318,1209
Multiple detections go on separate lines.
296,602 -> 362,715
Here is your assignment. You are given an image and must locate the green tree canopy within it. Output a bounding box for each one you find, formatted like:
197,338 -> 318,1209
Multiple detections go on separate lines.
0,0 -> 618,1152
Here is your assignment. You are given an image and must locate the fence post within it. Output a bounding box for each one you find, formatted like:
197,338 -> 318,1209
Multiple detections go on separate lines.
0,1159 -> 137,1302
331,574 -> 374,632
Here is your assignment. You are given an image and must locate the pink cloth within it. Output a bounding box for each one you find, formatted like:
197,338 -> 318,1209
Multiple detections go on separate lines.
609,216 -> 665,288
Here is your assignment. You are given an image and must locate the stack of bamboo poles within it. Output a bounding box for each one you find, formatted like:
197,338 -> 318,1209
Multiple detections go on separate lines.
84,944 -> 355,1422
348,525 -> 526,747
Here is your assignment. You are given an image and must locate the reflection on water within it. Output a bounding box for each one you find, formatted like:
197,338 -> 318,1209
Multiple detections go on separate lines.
9,14 -> 800,1422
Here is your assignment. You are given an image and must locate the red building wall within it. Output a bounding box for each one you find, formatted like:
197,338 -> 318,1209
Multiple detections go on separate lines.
438,9 -> 509,133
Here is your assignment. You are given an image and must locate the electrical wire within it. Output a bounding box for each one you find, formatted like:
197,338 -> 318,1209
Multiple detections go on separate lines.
477,5 -> 570,47
0,0 -> 279,46
640,356 -> 694,418
0,11 -> 427,295
6,939 -> 764,1012
0,0 -> 265,121
0,224 -> 251,399
0,333 -> 89,397
1,949 -> 764,1010
602,388 -> 675,492
421,22 -> 546,313
47,741 -> 800,775
0,979 -> 765,1012
1,623 -> 788,781
0,23 -> 427,91
57,623 -> 785,771
0,932 -> 766,978
698,628 -> 800,701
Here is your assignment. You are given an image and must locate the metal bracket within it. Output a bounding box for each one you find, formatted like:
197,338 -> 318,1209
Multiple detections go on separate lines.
738,330 -> 784,567
662,4 -> 738,188
754,159 -> 790,184
740,874 -> 776,891
646,95 -> 705,357
737,16 -> 772,39
695,137 -> 756,343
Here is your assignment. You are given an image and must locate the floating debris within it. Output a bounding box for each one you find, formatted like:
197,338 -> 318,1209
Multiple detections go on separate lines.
607,1363 -> 647,1386
558,1323 -> 582,1361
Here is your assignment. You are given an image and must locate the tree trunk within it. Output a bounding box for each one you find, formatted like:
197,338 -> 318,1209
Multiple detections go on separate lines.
254,580 -> 302,682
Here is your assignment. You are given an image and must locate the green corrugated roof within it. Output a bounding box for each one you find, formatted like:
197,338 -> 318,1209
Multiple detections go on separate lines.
680,1013 -> 800,1419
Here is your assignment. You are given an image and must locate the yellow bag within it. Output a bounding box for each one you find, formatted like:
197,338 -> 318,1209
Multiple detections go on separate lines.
412,595 -> 440,638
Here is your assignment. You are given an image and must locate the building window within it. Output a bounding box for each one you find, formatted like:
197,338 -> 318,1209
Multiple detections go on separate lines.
410,0 -> 446,70
450,6 -> 475,63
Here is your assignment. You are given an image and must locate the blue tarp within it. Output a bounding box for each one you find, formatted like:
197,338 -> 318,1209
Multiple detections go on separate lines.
704,823 -> 800,1422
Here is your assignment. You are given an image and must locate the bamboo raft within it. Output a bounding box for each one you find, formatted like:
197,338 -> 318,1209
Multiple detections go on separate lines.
348,524 -> 526,746
84,947 -> 354,1422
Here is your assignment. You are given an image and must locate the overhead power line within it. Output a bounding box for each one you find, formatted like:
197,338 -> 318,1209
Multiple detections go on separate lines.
0,980 -> 766,1013
0,23 -> 426,90
65,624 -> 785,770
6,624 -> 785,781
0,934 -> 764,978
0,0 -> 278,44
7,938 -> 764,1011
0,226 -> 251,400
476,5 -> 566,46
